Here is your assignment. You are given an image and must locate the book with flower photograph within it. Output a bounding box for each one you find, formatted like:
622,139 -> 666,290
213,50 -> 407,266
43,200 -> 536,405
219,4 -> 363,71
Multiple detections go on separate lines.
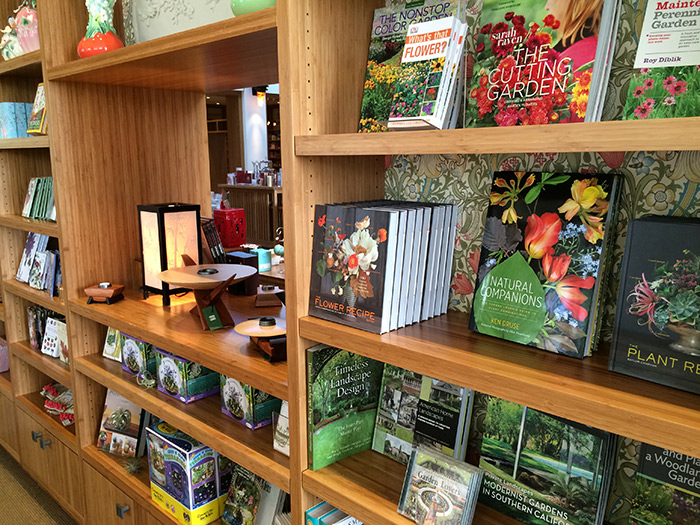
467,0 -> 620,127
96,389 -> 149,458
609,216 -> 700,395
470,171 -> 619,358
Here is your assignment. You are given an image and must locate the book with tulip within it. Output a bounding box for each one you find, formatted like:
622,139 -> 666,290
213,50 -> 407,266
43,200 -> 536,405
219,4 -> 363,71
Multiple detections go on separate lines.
470,171 -> 619,358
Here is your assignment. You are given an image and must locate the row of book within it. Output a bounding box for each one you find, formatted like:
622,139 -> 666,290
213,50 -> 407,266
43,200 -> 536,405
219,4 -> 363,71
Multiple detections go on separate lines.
16,232 -> 62,298
307,343 -> 698,525
306,501 -> 362,525
21,176 -> 56,221
28,305 -> 69,364
309,200 -> 458,334
0,102 -> 34,139
359,0 -> 700,130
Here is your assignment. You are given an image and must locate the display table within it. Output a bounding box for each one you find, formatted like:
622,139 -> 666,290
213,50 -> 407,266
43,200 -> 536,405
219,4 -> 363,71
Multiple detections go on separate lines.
218,184 -> 282,245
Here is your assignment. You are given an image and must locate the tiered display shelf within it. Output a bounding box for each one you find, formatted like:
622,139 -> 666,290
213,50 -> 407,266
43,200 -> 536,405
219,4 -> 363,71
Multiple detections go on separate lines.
0,214 -> 58,236
16,390 -> 76,449
3,279 -> 66,315
11,340 -> 71,388
0,136 -> 50,149
0,49 -> 42,76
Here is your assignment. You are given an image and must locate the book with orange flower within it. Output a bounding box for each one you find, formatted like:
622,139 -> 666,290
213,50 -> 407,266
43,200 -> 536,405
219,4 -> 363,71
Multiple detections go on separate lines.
470,171 -> 619,358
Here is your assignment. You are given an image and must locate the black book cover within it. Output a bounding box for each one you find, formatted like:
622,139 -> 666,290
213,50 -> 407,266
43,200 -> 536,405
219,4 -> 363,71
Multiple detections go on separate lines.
609,216 -> 700,395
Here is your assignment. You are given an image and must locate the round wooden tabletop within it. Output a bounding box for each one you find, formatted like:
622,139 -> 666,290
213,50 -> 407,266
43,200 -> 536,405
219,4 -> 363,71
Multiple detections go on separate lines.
234,317 -> 287,337
157,264 -> 257,290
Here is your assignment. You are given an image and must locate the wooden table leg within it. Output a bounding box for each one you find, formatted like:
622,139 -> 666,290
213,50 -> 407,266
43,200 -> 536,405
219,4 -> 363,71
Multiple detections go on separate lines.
190,274 -> 238,330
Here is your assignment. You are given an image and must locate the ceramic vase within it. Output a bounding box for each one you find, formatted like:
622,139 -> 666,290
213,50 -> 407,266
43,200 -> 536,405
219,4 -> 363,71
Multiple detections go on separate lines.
230,0 -> 276,16
77,0 -> 124,59
15,2 -> 39,53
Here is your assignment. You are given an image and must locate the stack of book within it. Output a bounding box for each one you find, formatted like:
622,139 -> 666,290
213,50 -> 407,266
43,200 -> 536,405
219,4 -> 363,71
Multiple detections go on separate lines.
309,200 -> 458,334
16,232 -> 62,297
22,177 -> 56,221
306,502 -> 362,525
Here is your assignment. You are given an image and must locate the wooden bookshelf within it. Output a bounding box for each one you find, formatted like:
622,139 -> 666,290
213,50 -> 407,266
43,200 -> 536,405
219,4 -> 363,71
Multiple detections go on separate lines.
11,340 -> 71,389
0,136 -> 49,150
76,353 -> 290,491
45,8 -> 278,93
3,279 -> 66,315
0,49 -> 42,76
0,370 -> 11,397
69,291 -> 288,401
16,391 -> 77,450
0,214 -> 58,236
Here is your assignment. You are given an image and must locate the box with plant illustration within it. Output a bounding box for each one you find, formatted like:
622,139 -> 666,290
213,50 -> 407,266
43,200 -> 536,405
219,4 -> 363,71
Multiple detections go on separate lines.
220,375 -> 282,430
155,348 -> 220,404
120,333 -> 157,377
146,421 -> 221,525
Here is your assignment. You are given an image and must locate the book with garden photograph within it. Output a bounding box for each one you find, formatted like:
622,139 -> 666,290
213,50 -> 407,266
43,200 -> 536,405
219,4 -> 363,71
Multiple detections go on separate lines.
96,389 -> 149,458
470,171 -> 619,358
623,0 -> 700,120
467,0 -> 620,127
306,344 -> 384,471
358,0 -> 462,132
372,363 -> 473,465
477,396 -> 615,525
629,443 -> 700,525
609,216 -> 700,395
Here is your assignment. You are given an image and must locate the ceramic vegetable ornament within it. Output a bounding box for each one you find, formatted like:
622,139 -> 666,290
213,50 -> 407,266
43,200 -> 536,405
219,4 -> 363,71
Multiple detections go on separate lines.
77,0 -> 124,59
230,0 -> 276,16
14,0 -> 38,54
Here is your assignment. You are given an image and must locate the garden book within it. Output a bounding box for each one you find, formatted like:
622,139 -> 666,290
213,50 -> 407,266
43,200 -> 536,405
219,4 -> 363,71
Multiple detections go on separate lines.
477,396 -> 616,525
27,82 -> 47,135
398,445 -> 482,525
96,389 -> 149,458
221,464 -> 285,525
306,344 -> 383,471
358,0 -> 462,132
470,171 -> 619,358
467,0 -> 620,127
609,216 -> 700,395
629,443 -> 700,524
623,0 -> 700,120
372,363 -> 473,465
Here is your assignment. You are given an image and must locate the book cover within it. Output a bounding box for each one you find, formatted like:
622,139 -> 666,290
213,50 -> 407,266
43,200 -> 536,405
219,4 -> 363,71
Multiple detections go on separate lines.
372,363 -> 471,465
398,445 -> 483,525
307,344 -> 383,471
222,464 -> 284,525
609,217 -> 700,395
470,172 -> 618,358
27,83 -> 46,136
309,204 -> 399,334
40,316 -> 60,358
629,443 -> 700,525
478,396 -> 612,525
467,0 -> 609,127
358,0 -> 461,132
16,232 -> 46,283
22,177 -> 37,217
28,250 -> 47,290
97,389 -> 147,458
57,319 -> 69,365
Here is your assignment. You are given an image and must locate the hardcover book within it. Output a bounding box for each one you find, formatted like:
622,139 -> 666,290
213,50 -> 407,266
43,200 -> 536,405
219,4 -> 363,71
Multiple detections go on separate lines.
358,0 -> 462,132
609,217 -> 700,395
221,464 -> 285,525
372,364 -> 472,465
470,172 -> 619,358
27,83 -> 47,136
307,344 -> 383,471
467,0 -> 619,127
398,445 -> 483,525
629,443 -> 700,525
477,396 -> 614,525
97,389 -> 149,458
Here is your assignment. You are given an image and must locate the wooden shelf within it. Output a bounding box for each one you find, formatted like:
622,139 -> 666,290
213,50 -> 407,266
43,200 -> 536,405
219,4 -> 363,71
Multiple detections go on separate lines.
0,50 -> 42,76
0,302 -> 5,322
11,340 -> 71,389
76,353 -> 290,491
16,391 -> 77,451
0,136 -> 49,150
299,314 -> 700,459
0,370 -> 11,398
294,117 -> 700,155
0,215 -> 58,237
69,290 -> 288,400
46,9 -> 278,92
304,449 -> 515,525
3,279 -> 66,315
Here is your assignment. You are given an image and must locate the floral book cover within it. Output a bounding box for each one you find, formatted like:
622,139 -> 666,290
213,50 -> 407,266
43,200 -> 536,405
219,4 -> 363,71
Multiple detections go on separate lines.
469,171 -> 619,358
359,0 -> 461,132
609,216 -> 700,395
309,204 -> 398,334
629,443 -> 700,525
307,344 -> 384,471
467,0 -> 605,127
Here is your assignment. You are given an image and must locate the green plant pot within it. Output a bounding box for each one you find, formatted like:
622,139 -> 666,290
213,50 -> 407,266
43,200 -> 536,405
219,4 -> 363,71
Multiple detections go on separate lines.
230,0 -> 276,16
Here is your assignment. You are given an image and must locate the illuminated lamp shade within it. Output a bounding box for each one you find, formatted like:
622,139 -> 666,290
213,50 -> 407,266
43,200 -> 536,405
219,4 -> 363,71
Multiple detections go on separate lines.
257,91 -> 265,107
138,203 -> 202,306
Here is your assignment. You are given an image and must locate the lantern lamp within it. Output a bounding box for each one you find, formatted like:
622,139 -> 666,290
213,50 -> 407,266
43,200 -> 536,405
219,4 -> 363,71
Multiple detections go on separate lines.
138,203 -> 202,306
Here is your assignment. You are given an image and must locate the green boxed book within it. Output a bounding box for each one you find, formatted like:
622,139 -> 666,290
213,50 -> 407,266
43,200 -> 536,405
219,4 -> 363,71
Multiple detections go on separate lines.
307,344 -> 383,470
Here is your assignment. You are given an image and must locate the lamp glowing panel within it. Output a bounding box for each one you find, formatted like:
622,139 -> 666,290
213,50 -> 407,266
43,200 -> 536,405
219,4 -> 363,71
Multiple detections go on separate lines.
257,91 -> 265,107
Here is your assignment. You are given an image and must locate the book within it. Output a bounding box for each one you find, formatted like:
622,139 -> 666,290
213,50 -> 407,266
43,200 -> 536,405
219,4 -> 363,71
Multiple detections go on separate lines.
467,0 -> 620,127
629,443 -> 700,525
398,445 -> 483,525
609,217 -> 700,395
477,396 -> 615,525
306,344 -> 384,470
470,172 -> 619,358
221,464 -> 285,525
358,0 -> 462,132
57,319 -> 69,365
372,363 -> 473,465
21,177 -> 38,217
16,232 -> 48,283
27,83 -> 47,136
273,400 -> 290,456
201,216 -> 227,263
40,316 -> 60,358
623,0 -> 700,120
306,502 -> 335,525
97,389 -> 149,458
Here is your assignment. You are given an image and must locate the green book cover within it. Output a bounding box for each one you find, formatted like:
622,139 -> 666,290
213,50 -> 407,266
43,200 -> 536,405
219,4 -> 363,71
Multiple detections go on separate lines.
307,344 -> 383,471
